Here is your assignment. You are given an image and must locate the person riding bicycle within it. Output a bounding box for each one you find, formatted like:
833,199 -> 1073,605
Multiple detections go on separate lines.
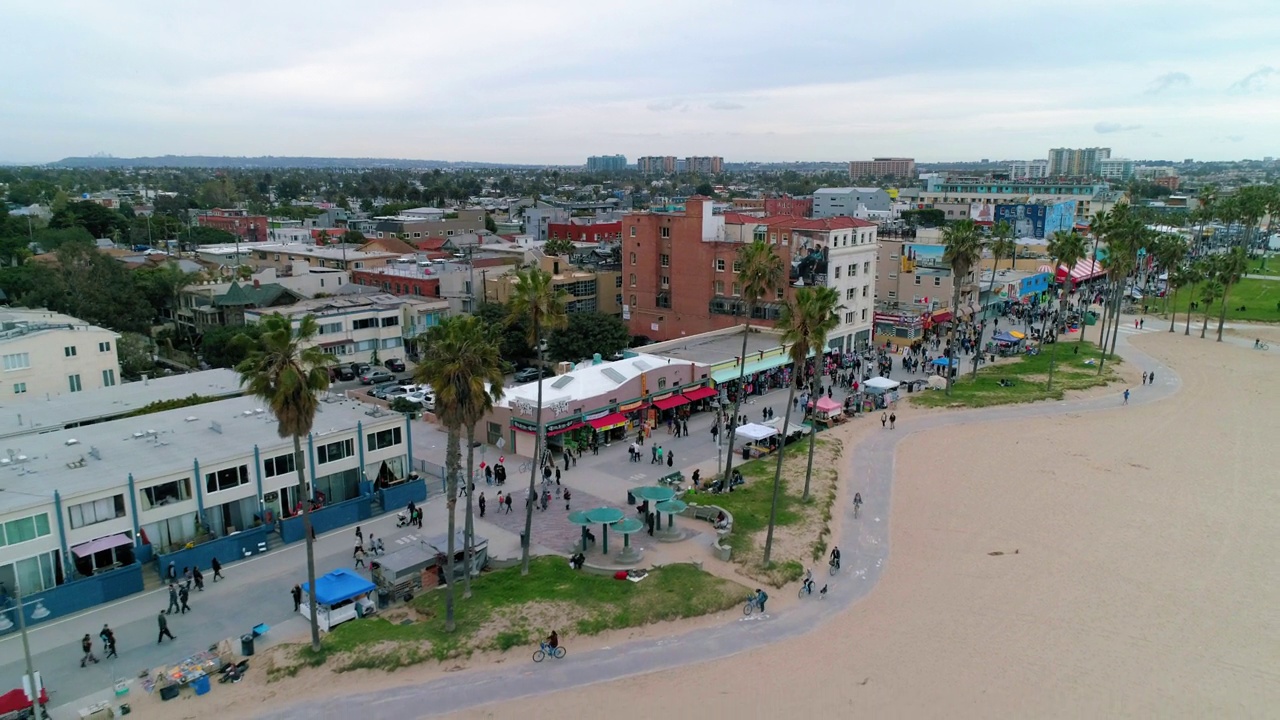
754,588 -> 768,613
853,492 -> 863,509
829,546 -> 841,569
545,630 -> 559,651
802,569 -> 814,595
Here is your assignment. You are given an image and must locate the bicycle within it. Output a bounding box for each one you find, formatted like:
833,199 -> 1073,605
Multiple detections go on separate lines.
828,557 -> 841,576
517,461 -> 533,474
798,580 -> 816,599
1255,342 -> 1270,351
853,501 -> 861,519
742,595 -> 765,616
532,642 -> 566,662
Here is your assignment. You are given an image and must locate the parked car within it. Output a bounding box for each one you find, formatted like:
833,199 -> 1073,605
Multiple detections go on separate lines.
361,370 -> 395,385
350,362 -> 371,377
331,366 -> 356,382
513,367 -> 551,383
370,381 -> 400,399
405,389 -> 436,412
384,358 -> 406,372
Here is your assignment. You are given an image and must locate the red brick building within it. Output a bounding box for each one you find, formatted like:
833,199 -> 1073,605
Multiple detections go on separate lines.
351,267 -> 441,298
1152,175 -> 1181,191
729,195 -> 812,217
548,219 -> 622,243
197,209 -> 269,242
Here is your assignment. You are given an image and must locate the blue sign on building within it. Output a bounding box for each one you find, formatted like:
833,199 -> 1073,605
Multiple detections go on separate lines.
994,204 -> 1047,239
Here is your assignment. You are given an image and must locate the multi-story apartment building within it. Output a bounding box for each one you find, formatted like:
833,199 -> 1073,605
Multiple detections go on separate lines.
233,243 -> 401,275
1099,158 -> 1135,181
197,208 -> 269,242
848,157 -> 916,180
637,156 -> 677,175
1008,159 -> 1050,179
485,253 -> 623,318
547,218 -> 622,243
685,156 -> 724,174
372,210 -> 487,242
586,155 -> 628,172
918,176 -> 1113,222
622,198 -> 877,350
873,236 -> 978,344
1,309 -> 121,401
812,187 -> 893,219
729,195 -> 813,217
245,293 -> 428,364
1047,147 -> 1111,177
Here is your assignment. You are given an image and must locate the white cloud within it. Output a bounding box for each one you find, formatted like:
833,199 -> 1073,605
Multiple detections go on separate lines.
1144,72 -> 1190,95
1228,66 -> 1275,93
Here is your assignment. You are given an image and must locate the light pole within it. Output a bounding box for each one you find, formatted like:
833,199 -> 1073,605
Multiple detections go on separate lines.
0,581 -> 49,718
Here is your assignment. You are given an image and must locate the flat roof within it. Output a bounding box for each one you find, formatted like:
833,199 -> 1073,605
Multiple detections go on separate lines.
0,393 -> 401,515
498,353 -> 697,408
0,369 -> 245,441
644,330 -> 783,366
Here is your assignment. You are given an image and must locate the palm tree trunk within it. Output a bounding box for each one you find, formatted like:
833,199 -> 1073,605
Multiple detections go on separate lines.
443,429 -> 460,631
520,322 -> 543,576
462,424 -> 476,600
1098,280 -> 1121,375
1215,285 -> 1231,342
1168,286 -> 1179,332
293,435 -> 321,652
801,395 -> 817,501
763,369 -> 800,565
1096,280 -> 1109,352
1107,278 -> 1123,359
945,280 -> 961,395
1184,284 -> 1196,335
1201,307 -> 1211,338
1046,298 -> 1066,390
721,315 -> 753,485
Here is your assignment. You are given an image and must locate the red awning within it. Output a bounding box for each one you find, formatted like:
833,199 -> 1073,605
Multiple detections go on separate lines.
652,395 -> 690,411
587,413 -> 628,431
682,386 -> 718,402
547,422 -> 584,437
931,310 -> 953,323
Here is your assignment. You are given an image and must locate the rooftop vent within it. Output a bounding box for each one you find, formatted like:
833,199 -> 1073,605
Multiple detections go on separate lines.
65,438 -> 79,446
185,416 -> 198,422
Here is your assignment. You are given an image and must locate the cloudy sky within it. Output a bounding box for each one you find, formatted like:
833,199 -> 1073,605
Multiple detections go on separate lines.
2,0 -> 1277,164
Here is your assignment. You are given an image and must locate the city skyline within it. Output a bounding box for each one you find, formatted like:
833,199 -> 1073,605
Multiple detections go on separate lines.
2,0 -> 1277,165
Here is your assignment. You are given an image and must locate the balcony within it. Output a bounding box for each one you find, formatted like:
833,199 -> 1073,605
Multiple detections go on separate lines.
709,297 -> 783,320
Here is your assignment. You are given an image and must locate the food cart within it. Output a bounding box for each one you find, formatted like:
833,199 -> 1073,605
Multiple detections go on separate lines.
372,544 -> 435,603
812,396 -> 845,427
299,569 -> 377,632
423,532 -> 489,582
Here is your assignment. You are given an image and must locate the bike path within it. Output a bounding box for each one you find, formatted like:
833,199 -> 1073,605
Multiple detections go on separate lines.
260,330 -> 1178,720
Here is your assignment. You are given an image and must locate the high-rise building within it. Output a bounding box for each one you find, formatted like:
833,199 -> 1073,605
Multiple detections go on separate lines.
1098,158 -> 1135,181
621,198 -> 877,350
848,157 -> 916,180
1047,147 -> 1111,177
637,156 -> 677,175
1008,159 -> 1050,179
685,156 -> 724,174
586,154 -> 628,172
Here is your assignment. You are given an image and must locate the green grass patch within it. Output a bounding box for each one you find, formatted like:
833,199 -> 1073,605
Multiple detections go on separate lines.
911,340 -> 1121,409
284,557 -> 747,675
1249,257 -> 1279,276
1150,277 -> 1280,324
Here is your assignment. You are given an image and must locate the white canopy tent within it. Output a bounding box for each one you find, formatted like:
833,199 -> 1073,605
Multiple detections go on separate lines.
734,423 -> 778,442
764,416 -> 812,437
864,376 -> 901,393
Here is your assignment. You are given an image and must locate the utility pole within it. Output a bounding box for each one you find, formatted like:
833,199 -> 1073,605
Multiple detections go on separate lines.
481,269 -> 489,304
13,581 -> 41,718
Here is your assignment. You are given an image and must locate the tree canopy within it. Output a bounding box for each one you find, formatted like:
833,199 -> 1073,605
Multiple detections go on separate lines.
545,312 -> 629,361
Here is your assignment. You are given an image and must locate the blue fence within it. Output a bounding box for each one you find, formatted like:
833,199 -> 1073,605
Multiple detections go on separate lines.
379,478 -> 427,512
279,496 -> 373,544
153,525 -> 274,578
1,564 -> 145,630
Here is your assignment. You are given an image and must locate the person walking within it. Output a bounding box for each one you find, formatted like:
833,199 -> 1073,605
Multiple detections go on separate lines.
1123,388 -> 1130,405
667,451 -> 674,468
192,566 -> 205,592
353,536 -> 364,559
100,624 -> 118,659
479,492 -> 487,518
889,412 -> 896,429
210,557 -> 223,582
166,584 -> 180,615
1142,371 -> 1148,385
354,526 -> 363,549
157,611 -> 176,644
182,566 -> 193,590
80,634 -> 99,667
354,547 -> 367,568
1148,370 -> 1156,385
291,584 -> 302,612
166,561 -> 177,584
178,585 -> 191,614
881,411 -> 888,428
650,445 -> 658,464
564,488 -> 572,511
505,494 -> 513,514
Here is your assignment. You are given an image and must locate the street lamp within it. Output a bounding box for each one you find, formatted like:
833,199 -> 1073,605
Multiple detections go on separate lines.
0,581 -> 49,718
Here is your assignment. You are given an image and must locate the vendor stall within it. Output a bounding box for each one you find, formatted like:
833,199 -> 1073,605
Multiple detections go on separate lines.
300,569 -> 377,632
813,396 -> 845,426
423,531 -> 489,581
863,376 -> 900,394
147,643 -> 230,700
371,544 -> 434,602
731,422 -> 779,459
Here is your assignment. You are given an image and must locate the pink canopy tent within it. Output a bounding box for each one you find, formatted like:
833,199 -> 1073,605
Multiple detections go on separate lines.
814,397 -> 842,413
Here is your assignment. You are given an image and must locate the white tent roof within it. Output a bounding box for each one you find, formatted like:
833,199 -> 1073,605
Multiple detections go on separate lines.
864,376 -> 900,391
734,422 -> 778,442
764,417 -> 812,436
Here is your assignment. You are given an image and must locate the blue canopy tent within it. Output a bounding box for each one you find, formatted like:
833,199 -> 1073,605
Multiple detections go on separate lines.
991,332 -> 1022,344
300,569 -> 377,631
931,357 -> 958,367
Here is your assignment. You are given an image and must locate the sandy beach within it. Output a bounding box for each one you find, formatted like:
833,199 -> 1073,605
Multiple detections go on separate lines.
444,329 -> 1279,719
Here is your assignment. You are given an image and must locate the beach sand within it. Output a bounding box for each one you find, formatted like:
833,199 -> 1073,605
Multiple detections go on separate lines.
449,330 -> 1280,719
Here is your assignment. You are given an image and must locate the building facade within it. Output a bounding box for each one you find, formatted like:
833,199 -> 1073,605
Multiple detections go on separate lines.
244,293 -> 425,364
811,187 -> 892,219
1,309 -> 122,401
1099,158 -> 1135,181
197,209 -> 269,242
848,158 -> 916,180
729,195 -> 813,217
1047,147 -> 1111,177
547,219 -> 622,243
873,237 -> 979,343
486,254 -> 623,317
372,210 -> 487,241
637,156 -> 678,175
586,155 -> 628,172
1008,159 -> 1050,179
685,156 -> 724,174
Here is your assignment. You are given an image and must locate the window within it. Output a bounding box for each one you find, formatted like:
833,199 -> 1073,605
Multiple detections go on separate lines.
732,283 -> 741,296
714,280 -> 724,295
660,275 -> 670,288
914,275 -> 922,285
863,286 -> 869,297
352,318 -> 377,330
68,374 -> 82,393
732,260 -> 742,273
64,346 -> 77,357
888,290 -> 897,299
775,288 -> 784,300
863,262 -> 870,273
0,513 -> 51,547
861,308 -> 868,321
660,226 -> 670,238
367,427 -> 403,451
380,316 -> 399,328
68,495 -> 126,529
319,322 -> 343,334
629,226 -> 636,237
204,465 -> 250,494
715,259 -> 725,272
12,383 -> 26,394
140,479 -> 192,510
3,352 -> 30,371
98,341 -> 111,352
615,293 -> 623,305
934,277 -> 942,286
318,439 -> 355,465
629,295 -> 636,306
102,369 -> 116,387
615,275 -> 623,288
263,452 -> 297,478
848,264 -> 856,276
835,266 -> 841,279
769,233 -> 776,243
629,274 -> 637,287
658,378 -> 667,390
629,252 -> 636,264
845,312 -> 854,324
660,254 -> 669,267
846,288 -> 856,300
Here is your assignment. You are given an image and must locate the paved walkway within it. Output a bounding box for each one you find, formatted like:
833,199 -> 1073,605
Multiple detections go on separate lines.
260,321 -> 1181,720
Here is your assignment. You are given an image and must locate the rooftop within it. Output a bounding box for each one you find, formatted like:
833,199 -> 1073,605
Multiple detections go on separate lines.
0,393 -> 400,514
498,353 -> 700,409
642,328 -> 783,367
0,369 -> 244,441
245,292 -> 409,318
0,308 -> 118,343
814,187 -> 884,194
200,243 -> 399,262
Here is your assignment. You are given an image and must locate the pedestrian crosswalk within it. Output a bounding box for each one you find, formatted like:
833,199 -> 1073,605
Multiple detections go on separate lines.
1118,324 -> 1161,335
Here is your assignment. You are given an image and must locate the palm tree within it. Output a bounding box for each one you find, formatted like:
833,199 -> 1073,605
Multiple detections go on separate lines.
456,325 -> 505,600
415,317 -> 505,623
720,239 -> 785,488
1184,261 -> 1207,335
1152,234 -> 1186,317
1259,184 -> 1280,271
1044,230 -> 1087,391
1199,276 -> 1224,339
234,312 -> 334,652
1166,266 -> 1192,333
985,221 -> 1016,317
1080,210 -> 1109,347
941,220 -> 983,394
506,268 -> 568,575
763,286 -> 841,564
1214,246 -> 1248,342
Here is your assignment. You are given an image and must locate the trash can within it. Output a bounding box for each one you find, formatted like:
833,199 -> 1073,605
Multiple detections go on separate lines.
240,633 -> 255,657
626,490 -> 635,506
378,590 -> 390,609
193,675 -> 211,695
519,531 -> 528,549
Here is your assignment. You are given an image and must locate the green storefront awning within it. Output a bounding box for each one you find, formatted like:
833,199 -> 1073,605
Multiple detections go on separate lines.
711,355 -> 793,384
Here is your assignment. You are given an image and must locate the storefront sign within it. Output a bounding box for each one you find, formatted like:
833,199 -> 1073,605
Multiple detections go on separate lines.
584,408 -> 613,421
651,393 -> 672,402
545,416 -> 581,434
619,400 -> 645,412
